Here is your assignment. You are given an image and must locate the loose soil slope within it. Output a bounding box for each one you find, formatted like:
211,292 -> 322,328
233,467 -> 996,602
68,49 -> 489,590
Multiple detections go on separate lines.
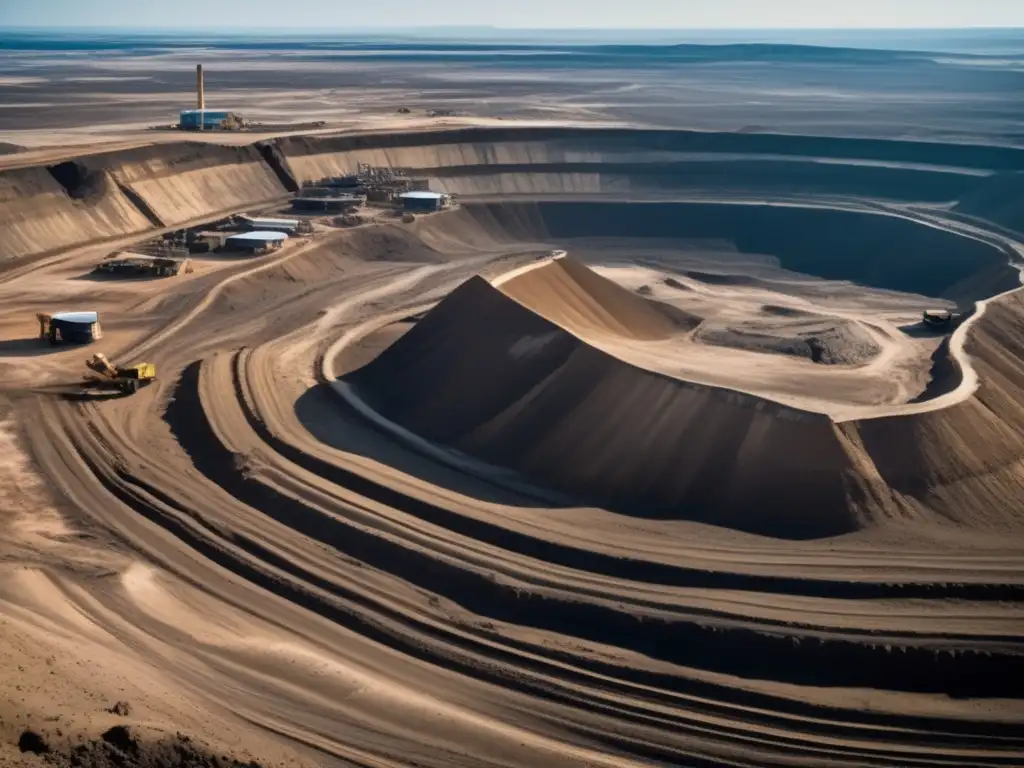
0,142 -> 288,264
83,143 -> 289,228
498,256 -> 701,340
843,288 -> 1024,529
465,200 -> 1011,298
345,233 -> 1024,539
0,165 -> 151,262
345,268 -> 873,539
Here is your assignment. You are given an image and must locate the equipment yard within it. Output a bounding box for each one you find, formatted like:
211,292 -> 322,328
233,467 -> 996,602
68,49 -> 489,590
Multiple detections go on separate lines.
1,25 -> 1024,768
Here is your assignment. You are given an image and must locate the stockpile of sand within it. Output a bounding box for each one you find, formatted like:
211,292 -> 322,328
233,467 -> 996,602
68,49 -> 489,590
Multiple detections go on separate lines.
499,257 -> 701,340
345,267 -> 868,538
344,251 -> 1024,538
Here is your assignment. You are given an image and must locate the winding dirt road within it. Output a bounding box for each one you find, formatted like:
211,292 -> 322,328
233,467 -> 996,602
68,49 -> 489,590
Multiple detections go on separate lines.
2,192 -> 1023,767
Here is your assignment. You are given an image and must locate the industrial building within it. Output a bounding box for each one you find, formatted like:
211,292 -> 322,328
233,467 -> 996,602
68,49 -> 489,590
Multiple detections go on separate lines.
225,231 -> 288,255
38,311 -> 102,345
304,166 -> 433,205
291,194 -> 365,213
179,110 -> 242,130
400,191 -> 451,213
179,65 -> 243,131
188,231 -> 229,253
237,216 -> 302,235
311,175 -> 361,190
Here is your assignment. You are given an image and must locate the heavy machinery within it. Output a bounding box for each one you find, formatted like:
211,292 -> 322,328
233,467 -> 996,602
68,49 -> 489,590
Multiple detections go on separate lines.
83,353 -> 156,395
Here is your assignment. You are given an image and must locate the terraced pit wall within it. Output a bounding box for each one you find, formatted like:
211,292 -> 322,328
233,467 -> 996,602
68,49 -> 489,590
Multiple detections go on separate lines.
456,200 -> 1013,299
3,127 -> 1024,265
0,143 -> 290,264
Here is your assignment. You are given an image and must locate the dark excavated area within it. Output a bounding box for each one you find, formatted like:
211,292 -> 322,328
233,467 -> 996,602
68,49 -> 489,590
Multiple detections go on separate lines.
459,200 -> 1013,300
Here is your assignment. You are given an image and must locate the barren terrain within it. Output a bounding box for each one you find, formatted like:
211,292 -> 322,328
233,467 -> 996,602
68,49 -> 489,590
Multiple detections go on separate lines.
2,31 -> 1024,768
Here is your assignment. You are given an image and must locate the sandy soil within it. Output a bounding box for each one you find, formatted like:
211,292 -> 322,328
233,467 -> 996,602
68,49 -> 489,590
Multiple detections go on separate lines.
2,100 -> 1024,767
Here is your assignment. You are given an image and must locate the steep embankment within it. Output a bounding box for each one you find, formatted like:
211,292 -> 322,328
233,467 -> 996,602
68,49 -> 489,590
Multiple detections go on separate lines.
459,200 -> 1014,299
0,142 -> 289,264
81,143 -> 290,228
956,171 -> 1024,233
345,272 -> 880,539
0,164 -> 152,262
276,127 -> 1013,202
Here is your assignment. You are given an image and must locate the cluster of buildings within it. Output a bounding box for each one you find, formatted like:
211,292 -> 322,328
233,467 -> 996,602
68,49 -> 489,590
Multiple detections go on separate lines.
188,215 -> 312,255
297,164 -> 452,214
176,66 -> 455,218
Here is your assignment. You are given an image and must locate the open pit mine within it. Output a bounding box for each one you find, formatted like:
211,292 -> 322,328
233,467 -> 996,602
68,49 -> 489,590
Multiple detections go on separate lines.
2,126 -> 1024,767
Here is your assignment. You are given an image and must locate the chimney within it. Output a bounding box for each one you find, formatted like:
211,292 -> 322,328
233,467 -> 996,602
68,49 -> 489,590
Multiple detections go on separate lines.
196,64 -> 205,111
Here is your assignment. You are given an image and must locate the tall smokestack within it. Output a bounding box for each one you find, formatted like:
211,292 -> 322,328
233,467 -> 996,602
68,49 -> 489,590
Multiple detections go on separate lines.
196,64 -> 205,111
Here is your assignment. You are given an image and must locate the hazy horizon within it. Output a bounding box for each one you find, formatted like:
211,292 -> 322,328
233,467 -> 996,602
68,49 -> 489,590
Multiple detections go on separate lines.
4,25 -> 1024,56
3,0 -> 1024,31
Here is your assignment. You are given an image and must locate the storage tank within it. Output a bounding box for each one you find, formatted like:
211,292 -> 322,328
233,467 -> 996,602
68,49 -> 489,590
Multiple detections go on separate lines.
43,311 -> 102,344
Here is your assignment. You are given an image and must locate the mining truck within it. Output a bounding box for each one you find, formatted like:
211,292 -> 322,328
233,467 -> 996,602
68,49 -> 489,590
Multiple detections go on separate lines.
922,309 -> 964,330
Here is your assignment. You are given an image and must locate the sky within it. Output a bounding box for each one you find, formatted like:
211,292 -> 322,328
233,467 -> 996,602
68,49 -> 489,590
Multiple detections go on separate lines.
2,0 -> 1024,30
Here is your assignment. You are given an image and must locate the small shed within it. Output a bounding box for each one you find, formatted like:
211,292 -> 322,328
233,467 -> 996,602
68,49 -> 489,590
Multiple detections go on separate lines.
400,191 -> 449,213
225,231 -> 288,255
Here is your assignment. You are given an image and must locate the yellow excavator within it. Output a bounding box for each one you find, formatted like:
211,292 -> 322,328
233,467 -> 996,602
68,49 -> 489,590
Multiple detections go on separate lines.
84,353 -> 156,395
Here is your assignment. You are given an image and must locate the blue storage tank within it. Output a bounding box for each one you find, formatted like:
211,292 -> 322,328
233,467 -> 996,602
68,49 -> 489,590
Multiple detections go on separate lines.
179,110 -> 236,130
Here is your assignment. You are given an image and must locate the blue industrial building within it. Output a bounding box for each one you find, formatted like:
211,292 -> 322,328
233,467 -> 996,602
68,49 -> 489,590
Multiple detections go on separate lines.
179,110 -> 239,130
